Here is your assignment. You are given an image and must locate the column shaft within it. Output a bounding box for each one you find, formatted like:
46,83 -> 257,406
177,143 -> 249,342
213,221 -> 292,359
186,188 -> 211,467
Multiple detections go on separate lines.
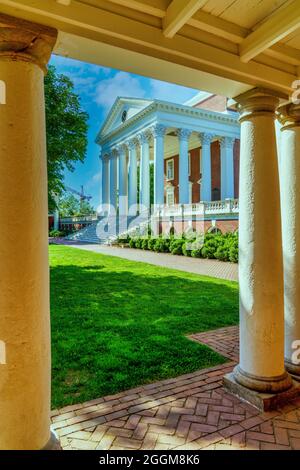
220,136 -> 235,199
109,154 -> 117,213
200,133 -> 212,201
178,129 -> 191,204
233,89 -> 291,393
101,157 -> 109,206
152,124 -> 165,206
277,103 -> 300,377
0,18 -> 58,449
118,146 -> 128,216
128,141 -> 138,214
139,134 -> 150,212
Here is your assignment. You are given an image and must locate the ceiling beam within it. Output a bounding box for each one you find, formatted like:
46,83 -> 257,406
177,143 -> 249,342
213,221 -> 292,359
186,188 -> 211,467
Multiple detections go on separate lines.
163,0 -> 206,38
0,0 -> 296,97
239,0 -> 300,63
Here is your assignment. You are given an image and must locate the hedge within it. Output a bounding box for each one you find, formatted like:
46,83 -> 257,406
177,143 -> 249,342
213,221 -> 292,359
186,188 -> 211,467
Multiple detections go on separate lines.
120,231 -> 238,263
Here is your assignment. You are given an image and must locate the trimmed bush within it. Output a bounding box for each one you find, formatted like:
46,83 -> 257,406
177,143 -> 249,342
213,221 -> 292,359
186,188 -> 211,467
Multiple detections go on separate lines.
154,238 -> 170,253
148,237 -> 157,251
129,237 -> 136,248
170,238 -> 185,256
142,238 -> 149,250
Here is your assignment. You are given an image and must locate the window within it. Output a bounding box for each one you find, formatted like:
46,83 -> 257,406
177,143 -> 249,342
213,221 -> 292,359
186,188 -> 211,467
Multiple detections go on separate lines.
166,159 -> 174,180
166,187 -> 175,206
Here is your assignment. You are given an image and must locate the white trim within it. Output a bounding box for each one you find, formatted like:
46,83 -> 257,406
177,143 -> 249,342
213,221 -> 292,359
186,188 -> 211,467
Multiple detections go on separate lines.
166,186 -> 175,206
184,91 -> 213,107
166,158 -> 174,181
188,151 -> 191,176
189,181 -> 193,204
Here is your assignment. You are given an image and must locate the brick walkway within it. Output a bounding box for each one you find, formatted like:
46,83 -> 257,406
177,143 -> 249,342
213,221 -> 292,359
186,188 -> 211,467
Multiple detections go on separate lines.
53,241 -> 238,282
51,326 -> 300,450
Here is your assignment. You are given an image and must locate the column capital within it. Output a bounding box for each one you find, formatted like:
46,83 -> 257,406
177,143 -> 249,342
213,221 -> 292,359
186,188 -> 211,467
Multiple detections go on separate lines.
220,136 -> 235,149
229,88 -> 287,123
0,13 -> 57,73
199,132 -> 213,145
115,143 -> 127,154
150,123 -> 166,138
176,128 -> 192,141
277,103 -> 300,130
125,139 -> 137,150
137,131 -> 151,145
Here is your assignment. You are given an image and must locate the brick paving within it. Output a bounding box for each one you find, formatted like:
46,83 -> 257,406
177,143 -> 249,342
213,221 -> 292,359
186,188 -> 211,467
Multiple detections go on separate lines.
54,242 -> 238,282
51,326 -> 300,450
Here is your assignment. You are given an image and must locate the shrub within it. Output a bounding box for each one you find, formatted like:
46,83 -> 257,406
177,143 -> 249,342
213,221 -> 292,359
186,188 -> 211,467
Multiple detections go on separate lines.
182,241 -> 192,257
170,238 -> 185,255
148,237 -> 157,251
129,237 -> 136,248
201,235 -> 219,259
154,238 -> 170,253
49,229 -> 64,238
117,234 -> 130,244
142,238 -> 149,250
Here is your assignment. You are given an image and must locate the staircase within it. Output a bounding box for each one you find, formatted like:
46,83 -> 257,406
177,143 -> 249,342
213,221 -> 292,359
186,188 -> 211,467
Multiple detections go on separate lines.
66,214 -> 148,244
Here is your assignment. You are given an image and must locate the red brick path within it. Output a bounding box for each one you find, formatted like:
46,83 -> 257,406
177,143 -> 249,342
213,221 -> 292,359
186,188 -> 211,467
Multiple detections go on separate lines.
51,326 -> 300,450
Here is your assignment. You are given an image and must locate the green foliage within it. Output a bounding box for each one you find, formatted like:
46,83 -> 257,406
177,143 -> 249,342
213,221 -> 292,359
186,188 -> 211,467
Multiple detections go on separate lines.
142,238 -> 149,250
125,231 -> 238,263
170,238 -> 185,256
49,229 -> 64,238
45,66 -> 89,211
154,238 -> 170,253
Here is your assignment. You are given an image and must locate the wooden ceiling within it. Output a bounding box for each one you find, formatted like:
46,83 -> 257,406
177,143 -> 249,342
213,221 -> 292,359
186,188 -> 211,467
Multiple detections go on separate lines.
1,0 -> 300,99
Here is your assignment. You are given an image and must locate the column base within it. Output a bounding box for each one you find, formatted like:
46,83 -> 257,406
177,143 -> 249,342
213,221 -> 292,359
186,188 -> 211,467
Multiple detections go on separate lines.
285,359 -> 300,382
233,365 -> 293,393
223,372 -> 300,412
42,430 -> 62,450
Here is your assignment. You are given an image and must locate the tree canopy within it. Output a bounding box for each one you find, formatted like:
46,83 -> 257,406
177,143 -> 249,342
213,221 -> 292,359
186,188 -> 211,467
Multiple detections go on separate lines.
58,193 -> 94,217
45,65 -> 89,211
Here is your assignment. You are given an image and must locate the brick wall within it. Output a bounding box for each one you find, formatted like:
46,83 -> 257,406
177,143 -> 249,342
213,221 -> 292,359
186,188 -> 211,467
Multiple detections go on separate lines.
193,94 -> 227,112
211,141 -> 221,200
160,218 -> 239,235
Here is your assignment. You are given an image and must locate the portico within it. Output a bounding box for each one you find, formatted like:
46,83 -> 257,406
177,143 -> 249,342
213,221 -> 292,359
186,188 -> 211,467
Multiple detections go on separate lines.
97,97 -> 240,215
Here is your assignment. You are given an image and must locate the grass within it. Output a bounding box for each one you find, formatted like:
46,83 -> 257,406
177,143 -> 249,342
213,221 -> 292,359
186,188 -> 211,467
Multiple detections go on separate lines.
50,245 -> 238,408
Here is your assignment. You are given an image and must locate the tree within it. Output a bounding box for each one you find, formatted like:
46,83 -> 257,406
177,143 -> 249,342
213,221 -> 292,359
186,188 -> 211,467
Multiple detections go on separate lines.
45,66 -> 89,211
58,193 -> 94,217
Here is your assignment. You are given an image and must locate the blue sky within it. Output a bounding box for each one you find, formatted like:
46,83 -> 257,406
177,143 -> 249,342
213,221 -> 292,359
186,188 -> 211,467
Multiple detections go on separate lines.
49,55 -> 199,208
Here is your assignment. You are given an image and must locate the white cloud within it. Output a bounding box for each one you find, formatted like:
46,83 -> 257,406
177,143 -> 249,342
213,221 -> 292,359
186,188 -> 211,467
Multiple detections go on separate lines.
149,79 -> 198,104
94,71 -> 146,110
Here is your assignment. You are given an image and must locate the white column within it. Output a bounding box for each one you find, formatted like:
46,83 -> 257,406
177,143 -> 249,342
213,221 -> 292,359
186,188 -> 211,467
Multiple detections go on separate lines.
200,133 -> 213,201
118,144 -> 128,216
178,128 -> 192,204
138,132 -> 150,212
109,153 -> 117,213
101,156 -> 109,207
0,16 -> 59,449
220,136 -> 235,199
152,124 -> 165,206
232,89 -> 292,393
277,103 -> 300,378
127,140 -> 138,214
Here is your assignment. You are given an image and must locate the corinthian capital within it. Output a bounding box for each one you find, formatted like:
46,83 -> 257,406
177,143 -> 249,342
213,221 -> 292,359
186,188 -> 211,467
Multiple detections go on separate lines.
137,132 -> 151,145
176,128 -> 192,141
150,124 -> 166,138
200,133 -> 213,145
0,13 -> 57,72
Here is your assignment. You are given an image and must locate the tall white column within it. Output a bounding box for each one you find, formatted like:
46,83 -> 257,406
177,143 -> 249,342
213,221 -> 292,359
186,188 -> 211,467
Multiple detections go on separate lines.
277,103 -> 300,378
118,144 -> 128,216
220,136 -> 235,199
101,156 -> 109,207
152,124 -> 165,206
109,153 -> 117,213
127,140 -> 138,214
200,133 -> 213,201
0,16 -> 60,449
232,89 -> 292,393
178,129 -> 192,204
138,132 -> 150,212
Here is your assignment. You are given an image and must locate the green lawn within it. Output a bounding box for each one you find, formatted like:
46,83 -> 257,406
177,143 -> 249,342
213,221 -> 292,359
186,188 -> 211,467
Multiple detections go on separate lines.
50,245 -> 238,408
